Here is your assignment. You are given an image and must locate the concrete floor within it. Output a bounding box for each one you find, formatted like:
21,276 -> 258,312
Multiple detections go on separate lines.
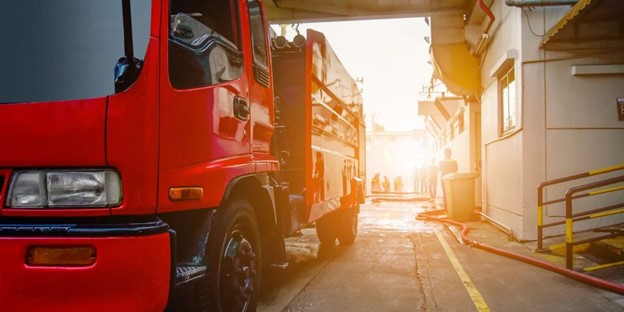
258,199 -> 624,311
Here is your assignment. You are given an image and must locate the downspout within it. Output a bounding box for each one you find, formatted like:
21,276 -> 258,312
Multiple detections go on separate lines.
505,0 -> 577,6
474,0 -> 495,55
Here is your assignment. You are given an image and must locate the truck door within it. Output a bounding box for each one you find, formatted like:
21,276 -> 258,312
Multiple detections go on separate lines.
160,0 -> 249,173
245,0 -> 274,155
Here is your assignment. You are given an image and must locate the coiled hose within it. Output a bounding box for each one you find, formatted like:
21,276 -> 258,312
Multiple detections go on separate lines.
417,209 -> 624,296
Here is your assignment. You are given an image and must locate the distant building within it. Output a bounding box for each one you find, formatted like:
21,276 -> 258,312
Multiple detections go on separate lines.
366,129 -> 430,194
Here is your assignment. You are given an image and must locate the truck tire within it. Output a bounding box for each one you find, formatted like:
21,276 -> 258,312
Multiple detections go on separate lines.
337,207 -> 358,246
316,214 -> 337,245
201,195 -> 261,312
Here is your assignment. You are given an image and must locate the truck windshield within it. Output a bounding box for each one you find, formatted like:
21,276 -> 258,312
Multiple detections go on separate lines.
0,0 -> 150,104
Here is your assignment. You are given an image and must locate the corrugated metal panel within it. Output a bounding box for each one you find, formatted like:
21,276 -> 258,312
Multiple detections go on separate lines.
541,0 -> 594,47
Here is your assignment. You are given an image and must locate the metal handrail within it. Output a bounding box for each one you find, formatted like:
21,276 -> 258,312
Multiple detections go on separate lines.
563,175 -> 624,269
536,163 -> 624,250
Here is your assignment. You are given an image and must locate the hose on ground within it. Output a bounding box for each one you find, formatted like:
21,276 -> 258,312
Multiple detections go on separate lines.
371,196 -> 429,203
417,209 -> 624,296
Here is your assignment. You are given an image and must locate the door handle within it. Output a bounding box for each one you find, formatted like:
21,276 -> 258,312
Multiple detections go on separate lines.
233,96 -> 250,121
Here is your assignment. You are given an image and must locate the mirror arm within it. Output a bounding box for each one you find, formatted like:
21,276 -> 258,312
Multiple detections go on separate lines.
114,0 -> 143,93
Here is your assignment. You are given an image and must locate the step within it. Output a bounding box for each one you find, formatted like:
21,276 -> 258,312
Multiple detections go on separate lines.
593,237 -> 624,258
175,265 -> 207,285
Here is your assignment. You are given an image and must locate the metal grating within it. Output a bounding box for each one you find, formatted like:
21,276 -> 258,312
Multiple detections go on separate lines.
175,265 -> 207,285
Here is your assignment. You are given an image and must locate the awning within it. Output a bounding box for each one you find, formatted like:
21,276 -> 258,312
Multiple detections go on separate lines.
541,0 -> 624,49
430,43 -> 481,98
418,97 -> 464,138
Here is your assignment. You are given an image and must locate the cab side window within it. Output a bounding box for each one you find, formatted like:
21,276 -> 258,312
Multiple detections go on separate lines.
247,0 -> 270,87
169,0 -> 243,89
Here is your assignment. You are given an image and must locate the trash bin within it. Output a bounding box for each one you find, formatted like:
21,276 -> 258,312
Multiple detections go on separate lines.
443,173 -> 479,221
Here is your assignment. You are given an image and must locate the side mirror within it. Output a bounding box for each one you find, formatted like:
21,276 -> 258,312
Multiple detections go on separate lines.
174,24 -> 194,39
114,56 -> 143,93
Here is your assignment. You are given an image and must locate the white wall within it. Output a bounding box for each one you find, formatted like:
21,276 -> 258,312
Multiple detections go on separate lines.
540,52 -> 624,235
479,1 -> 527,237
480,3 -> 624,240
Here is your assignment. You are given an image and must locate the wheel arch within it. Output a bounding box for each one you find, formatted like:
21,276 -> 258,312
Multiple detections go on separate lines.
220,173 -> 279,266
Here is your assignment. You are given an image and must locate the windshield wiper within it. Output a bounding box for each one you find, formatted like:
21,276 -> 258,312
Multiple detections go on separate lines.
114,0 -> 143,93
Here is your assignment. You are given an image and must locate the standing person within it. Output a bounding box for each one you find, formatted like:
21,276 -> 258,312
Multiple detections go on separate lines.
414,168 -> 419,193
371,173 -> 381,192
427,159 -> 438,200
382,176 -> 390,193
439,147 -> 458,207
394,176 -> 403,192
419,164 -> 428,194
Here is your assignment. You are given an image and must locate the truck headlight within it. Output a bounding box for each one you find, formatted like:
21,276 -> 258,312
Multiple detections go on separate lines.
6,170 -> 122,208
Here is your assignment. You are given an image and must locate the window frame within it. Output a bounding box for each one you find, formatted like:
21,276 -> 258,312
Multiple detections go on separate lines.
167,0 -> 243,90
247,0 -> 270,87
499,66 -> 517,136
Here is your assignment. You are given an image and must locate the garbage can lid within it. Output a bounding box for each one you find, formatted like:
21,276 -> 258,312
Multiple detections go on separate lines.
442,172 -> 480,180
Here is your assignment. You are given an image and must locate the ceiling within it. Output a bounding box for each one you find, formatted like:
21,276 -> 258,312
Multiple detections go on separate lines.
264,0 -> 472,23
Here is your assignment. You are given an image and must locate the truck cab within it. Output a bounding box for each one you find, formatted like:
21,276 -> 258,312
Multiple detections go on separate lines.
0,1 -> 363,311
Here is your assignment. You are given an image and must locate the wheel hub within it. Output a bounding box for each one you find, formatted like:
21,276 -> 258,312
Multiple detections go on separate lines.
221,230 -> 257,311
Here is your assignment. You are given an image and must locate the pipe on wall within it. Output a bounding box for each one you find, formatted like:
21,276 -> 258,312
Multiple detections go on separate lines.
474,0 -> 496,55
505,0 -> 578,7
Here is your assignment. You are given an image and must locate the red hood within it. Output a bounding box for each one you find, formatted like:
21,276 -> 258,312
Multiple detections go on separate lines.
0,98 -> 107,167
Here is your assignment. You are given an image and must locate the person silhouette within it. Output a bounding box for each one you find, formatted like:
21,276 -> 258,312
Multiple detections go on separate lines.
382,176 -> 390,192
439,147 -> 458,207
427,159 -> 438,200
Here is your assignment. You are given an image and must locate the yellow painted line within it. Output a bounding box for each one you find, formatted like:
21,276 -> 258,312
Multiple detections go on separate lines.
546,242 -> 566,250
589,163 -> 624,175
544,242 -> 590,256
589,185 -> 624,196
433,227 -> 490,312
583,260 -> 624,272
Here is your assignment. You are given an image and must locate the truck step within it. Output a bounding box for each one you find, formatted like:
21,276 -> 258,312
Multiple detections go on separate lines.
175,265 -> 207,285
271,262 -> 289,270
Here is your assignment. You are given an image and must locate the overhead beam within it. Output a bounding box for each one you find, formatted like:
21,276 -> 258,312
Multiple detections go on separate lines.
273,0 -> 378,17
266,0 -> 469,24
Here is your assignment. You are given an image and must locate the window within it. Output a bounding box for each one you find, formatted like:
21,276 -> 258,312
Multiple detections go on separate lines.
168,0 -> 243,89
247,0 -> 270,87
0,0 -> 150,103
500,67 -> 516,134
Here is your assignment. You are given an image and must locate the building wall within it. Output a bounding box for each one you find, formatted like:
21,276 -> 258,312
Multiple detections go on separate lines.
480,3 -> 624,240
480,1 -> 527,237
540,53 -> 624,236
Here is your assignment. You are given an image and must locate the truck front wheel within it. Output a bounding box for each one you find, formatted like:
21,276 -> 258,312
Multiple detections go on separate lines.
202,196 -> 261,312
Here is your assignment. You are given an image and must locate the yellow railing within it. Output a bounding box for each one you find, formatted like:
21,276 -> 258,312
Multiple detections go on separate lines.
536,163 -> 624,269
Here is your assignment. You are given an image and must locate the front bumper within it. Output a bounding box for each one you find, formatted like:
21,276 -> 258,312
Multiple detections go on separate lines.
0,219 -> 171,311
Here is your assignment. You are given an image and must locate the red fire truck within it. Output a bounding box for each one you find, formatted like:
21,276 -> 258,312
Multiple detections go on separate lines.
0,0 -> 364,311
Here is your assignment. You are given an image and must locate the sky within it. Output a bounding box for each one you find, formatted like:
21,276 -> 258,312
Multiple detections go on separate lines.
272,18 -> 433,132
